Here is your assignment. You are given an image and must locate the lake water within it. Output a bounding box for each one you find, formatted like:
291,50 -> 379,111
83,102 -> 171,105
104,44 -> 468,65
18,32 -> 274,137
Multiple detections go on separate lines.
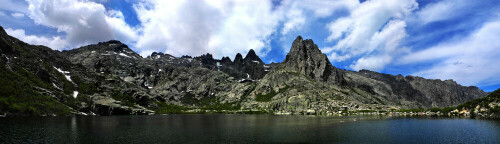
1,115 -> 499,143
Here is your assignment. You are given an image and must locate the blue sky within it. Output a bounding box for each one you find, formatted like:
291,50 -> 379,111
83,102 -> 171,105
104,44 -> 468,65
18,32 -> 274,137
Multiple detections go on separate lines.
1,0 -> 499,92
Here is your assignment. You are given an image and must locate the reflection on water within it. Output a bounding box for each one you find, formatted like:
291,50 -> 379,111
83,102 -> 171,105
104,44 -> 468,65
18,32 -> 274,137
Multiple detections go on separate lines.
0,115 -> 499,143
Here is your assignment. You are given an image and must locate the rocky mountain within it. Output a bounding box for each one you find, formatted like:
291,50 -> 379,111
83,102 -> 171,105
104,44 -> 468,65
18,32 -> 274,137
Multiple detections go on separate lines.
282,36 -> 345,84
0,25 -> 488,116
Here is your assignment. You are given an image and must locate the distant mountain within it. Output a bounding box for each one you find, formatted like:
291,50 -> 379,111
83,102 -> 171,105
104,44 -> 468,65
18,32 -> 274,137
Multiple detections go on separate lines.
0,26 -> 488,116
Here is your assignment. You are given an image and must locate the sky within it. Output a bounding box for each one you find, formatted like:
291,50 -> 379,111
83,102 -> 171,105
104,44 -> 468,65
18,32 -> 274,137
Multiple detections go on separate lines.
0,0 -> 499,92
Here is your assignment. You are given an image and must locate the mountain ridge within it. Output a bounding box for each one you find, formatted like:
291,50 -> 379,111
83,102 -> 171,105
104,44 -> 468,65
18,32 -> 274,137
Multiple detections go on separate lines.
0,26 -> 488,116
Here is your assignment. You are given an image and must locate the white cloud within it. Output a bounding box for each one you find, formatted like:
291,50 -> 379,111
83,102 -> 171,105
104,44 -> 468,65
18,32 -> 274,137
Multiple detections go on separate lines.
5,28 -> 67,50
26,0 -> 114,47
133,0 -> 281,58
280,0 -> 359,36
284,0 -> 359,18
401,20 -> 500,87
326,17 -> 352,41
324,0 -> 418,71
416,0 -> 468,24
328,52 -> 351,62
350,20 -> 409,70
105,10 -> 138,44
281,9 -> 305,35
351,55 -> 392,71
22,0 -> 137,50
10,12 -> 24,18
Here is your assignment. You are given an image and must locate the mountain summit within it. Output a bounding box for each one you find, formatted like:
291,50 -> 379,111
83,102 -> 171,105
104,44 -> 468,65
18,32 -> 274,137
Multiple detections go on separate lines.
0,25 -> 488,116
282,36 -> 344,84
243,49 -> 263,63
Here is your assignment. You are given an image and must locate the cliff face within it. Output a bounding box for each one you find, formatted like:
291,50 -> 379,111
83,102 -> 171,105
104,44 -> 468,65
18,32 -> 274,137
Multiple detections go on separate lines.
282,36 -> 345,84
345,70 -> 486,108
0,26 -> 488,116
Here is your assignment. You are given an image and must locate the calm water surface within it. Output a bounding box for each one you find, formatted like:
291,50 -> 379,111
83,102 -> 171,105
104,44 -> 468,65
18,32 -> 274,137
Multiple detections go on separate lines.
1,115 -> 499,143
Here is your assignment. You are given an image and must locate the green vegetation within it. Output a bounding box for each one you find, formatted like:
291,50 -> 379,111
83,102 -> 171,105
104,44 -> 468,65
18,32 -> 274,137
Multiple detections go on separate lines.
452,89 -> 500,115
286,71 -> 314,82
201,102 -> 241,111
389,89 -> 500,116
396,108 -> 425,113
153,102 -> 192,114
111,89 -> 137,107
0,65 -> 70,116
356,110 -> 377,113
241,83 -> 257,100
256,86 -> 290,102
455,89 -> 500,110
72,76 -> 100,95
178,92 -> 241,112
154,84 -> 268,114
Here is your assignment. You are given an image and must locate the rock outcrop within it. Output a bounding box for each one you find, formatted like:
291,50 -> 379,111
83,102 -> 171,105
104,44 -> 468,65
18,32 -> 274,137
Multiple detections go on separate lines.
344,70 -> 487,108
0,25 -> 489,116
282,36 -> 345,84
218,49 -> 270,80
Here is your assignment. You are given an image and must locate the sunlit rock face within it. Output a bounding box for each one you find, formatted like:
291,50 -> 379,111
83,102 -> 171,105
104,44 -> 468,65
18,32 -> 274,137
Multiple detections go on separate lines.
0,25 -> 488,116
282,36 -> 346,84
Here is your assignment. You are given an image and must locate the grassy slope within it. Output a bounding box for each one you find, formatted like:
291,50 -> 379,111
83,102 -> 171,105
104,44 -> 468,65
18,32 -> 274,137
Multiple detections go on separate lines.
0,65 -> 71,116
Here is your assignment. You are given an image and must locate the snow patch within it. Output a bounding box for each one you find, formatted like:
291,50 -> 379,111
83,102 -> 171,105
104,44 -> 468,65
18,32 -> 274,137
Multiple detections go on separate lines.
252,61 -> 260,64
246,73 -> 250,79
53,67 -> 73,83
119,53 -> 131,58
73,91 -> 79,98
91,51 -> 96,53
216,62 -> 222,71
52,83 -> 61,90
148,87 -> 153,89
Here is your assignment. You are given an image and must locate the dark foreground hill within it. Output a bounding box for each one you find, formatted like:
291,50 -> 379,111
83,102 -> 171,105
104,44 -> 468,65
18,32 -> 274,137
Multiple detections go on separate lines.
0,26 -> 487,116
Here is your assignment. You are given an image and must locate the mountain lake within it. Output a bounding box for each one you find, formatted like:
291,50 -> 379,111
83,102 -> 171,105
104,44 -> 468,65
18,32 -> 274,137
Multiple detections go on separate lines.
0,115 -> 499,143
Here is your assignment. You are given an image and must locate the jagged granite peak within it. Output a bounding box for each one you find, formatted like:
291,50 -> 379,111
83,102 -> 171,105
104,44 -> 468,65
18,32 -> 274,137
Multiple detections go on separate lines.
243,49 -> 263,63
220,56 -> 232,65
234,53 -> 244,65
282,35 -> 344,83
181,55 -> 192,58
0,26 -> 7,37
147,52 -> 176,60
194,53 -> 217,70
0,25 -> 490,116
150,52 -> 164,57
